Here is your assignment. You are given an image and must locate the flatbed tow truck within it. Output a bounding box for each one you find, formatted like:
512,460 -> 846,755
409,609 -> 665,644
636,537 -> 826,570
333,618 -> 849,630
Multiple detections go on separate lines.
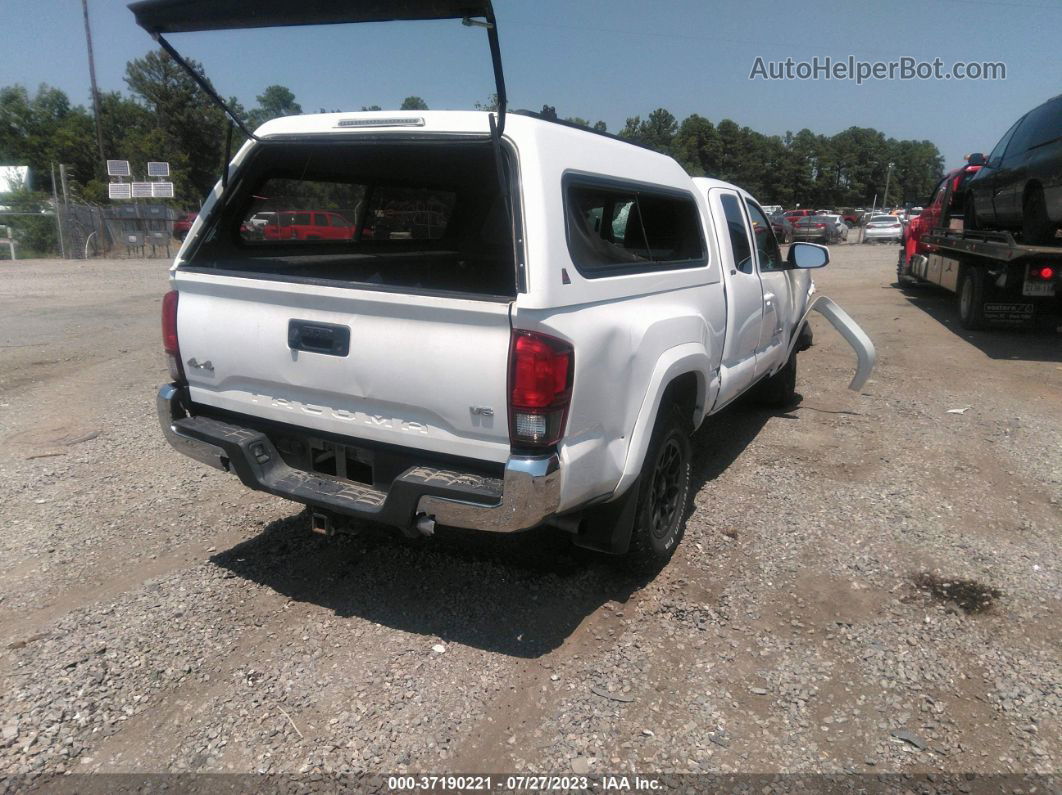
899,228 -> 1062,331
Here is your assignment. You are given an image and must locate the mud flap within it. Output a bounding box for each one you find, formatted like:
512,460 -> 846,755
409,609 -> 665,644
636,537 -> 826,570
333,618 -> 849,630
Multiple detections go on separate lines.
787,296 -> 876,392
571,483 -> 640,555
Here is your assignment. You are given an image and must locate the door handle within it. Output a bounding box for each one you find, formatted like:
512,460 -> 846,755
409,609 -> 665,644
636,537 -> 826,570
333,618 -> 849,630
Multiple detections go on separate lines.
288,319 -> 351,357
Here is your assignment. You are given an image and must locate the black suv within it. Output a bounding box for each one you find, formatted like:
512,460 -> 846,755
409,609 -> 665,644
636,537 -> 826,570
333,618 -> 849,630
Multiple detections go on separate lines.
964,94 -> 1062,245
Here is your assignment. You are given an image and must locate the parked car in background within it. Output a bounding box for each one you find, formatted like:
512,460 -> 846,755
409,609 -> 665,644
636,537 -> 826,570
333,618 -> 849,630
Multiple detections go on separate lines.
239,211 -> 278,240
261,210 -> 358,241
173,211 -> 197,241
760,204 -> 783,216
840,208 -> 863,227
863,213 -> 904,243
822,214 -> 849,241
769,212 -> 794,243
784,209 -> 815,227
964,93 -> 1062,244
792,215 -> 838,244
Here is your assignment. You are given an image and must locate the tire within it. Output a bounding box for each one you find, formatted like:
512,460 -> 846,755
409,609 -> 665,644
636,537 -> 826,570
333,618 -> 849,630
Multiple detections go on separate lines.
957,263 -> 988,330
753,349 -> 798,407
628,404 -> 692,569
1022,186 -> 1056,245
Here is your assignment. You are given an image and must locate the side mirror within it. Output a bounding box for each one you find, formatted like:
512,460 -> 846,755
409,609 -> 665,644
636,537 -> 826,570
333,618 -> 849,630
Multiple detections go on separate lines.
967,152 -> 986,167
787,242 -> 829,269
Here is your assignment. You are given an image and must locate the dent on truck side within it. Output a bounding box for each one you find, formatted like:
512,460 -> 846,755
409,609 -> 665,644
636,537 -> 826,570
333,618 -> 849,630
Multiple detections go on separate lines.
518,290 -> 721,514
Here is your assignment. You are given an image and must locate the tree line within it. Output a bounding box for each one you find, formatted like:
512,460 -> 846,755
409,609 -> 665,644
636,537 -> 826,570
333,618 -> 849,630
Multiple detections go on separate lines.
1,48 -> 943,214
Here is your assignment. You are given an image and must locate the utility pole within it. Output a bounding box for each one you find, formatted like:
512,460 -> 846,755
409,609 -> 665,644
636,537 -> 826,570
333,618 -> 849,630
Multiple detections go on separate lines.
51,163 -> 66,258
82,0 -> 106,167
882,162 -> 895,210
59,165 -> 71,208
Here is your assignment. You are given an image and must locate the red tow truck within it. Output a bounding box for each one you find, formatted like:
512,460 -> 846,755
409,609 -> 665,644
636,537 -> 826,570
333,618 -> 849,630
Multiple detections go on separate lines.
898,163 -> 1062,330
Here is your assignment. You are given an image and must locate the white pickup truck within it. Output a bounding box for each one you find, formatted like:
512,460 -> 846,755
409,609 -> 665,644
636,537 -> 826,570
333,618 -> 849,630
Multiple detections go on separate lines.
136,0 -> 875,566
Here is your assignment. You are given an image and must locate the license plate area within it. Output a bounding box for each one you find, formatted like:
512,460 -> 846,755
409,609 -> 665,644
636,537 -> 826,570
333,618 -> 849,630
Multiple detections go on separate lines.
1022,279 -> 1055,297
1023,264 -> 1057,297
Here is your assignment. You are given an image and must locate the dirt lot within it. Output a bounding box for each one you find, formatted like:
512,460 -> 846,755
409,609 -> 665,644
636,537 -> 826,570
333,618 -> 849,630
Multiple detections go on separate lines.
0,244 -> 1058,787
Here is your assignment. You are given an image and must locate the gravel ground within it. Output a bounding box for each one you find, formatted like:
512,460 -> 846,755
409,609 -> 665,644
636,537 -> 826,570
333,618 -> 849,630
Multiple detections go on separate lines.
0,246 -> 1058,788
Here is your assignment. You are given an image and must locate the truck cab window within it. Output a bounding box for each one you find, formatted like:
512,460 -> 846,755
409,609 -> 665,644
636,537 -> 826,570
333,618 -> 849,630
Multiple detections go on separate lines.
720,193 -> 753,273
744,201 -> 784,272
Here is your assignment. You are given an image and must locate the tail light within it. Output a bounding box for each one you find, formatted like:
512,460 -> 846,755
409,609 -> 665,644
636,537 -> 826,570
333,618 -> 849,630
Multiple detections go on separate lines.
1032,265 -> 1056,281
508,330 -> 573,448
815,223 -> 826,228
162,290 -> 184,382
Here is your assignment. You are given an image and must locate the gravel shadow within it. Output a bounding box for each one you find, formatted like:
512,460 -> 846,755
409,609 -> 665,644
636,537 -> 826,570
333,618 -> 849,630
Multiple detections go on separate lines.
210,511 -> 653,658
209,401 -> 779,658
689,401 -> 775,495
898,284 -> 1062,362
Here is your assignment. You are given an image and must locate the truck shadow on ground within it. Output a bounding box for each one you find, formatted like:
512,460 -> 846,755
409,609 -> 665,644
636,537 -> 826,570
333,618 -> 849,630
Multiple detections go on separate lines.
211,403 -> 778,658
897,282 -> 1062,363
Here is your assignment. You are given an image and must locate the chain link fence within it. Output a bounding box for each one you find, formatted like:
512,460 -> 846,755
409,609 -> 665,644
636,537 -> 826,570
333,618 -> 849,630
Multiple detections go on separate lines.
0,202 -> 183,260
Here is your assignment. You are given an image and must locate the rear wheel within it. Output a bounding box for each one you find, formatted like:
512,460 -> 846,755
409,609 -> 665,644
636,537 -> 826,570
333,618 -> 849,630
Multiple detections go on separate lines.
957,263 -> 988,330
628,404 -> 692,569
1022,187 -> 1056,245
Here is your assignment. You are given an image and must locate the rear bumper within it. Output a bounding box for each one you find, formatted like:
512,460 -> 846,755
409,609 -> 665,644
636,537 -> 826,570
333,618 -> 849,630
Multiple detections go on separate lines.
156,384 -> 560,533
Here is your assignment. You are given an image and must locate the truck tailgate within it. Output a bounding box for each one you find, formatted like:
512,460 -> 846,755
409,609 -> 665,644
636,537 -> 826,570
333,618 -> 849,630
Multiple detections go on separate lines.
173,270 -> 513,464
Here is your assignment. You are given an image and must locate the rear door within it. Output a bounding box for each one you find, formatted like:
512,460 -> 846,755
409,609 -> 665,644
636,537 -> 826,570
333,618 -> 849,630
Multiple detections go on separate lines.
743,199 -> 794,378
711,189 -> 765,407
978,115 -> 1024,223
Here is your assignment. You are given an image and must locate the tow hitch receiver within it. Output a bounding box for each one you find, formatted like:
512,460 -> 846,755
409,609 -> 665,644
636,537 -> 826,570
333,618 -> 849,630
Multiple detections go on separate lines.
310,511 -> 336,536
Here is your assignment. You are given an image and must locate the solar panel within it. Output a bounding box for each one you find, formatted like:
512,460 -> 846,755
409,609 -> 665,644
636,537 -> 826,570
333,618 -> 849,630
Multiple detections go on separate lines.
108,183 -> 132,200
147,161 -> 170,177
151,182 -> 175,198
107,160 -> 131,177
131,182 -> 153,198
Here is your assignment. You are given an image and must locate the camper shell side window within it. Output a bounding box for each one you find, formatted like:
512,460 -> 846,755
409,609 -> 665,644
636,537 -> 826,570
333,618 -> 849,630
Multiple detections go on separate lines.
562,173 -> 708,279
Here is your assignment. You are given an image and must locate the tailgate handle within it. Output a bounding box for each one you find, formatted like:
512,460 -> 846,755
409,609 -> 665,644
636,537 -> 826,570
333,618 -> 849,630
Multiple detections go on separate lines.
288,320 -> 350,357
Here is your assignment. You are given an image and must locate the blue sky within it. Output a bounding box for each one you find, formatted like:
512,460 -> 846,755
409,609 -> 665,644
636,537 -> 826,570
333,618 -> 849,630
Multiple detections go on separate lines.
2,0 -> 1058,170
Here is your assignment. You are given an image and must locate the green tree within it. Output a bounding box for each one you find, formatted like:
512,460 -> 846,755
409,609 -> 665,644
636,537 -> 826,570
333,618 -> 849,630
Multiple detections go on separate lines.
564,116 -> 607,132
124,49 -> 230,201
673,114 -> 720,177
619,108 -> 677,154
248,85 -> 301,129
0,84 -> 97,189
400,96 -> 429,110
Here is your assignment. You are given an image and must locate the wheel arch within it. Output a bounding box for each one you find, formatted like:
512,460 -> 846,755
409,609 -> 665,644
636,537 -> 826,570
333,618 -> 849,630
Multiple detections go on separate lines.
1023,179 -> 1043,204
611,344 -> 712,499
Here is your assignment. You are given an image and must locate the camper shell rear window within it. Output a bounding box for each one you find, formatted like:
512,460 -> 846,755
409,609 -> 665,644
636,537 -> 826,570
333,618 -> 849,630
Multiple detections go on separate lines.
185,139 -> 518,300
